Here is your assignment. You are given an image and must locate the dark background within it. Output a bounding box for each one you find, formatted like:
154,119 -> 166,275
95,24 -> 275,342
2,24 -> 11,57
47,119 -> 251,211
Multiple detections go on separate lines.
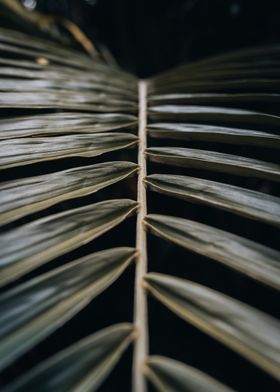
35,0 -> 280,77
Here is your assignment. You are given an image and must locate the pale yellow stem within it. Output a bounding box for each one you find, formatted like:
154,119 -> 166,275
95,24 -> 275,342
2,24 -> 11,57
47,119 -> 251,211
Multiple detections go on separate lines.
132,80 -> 148,392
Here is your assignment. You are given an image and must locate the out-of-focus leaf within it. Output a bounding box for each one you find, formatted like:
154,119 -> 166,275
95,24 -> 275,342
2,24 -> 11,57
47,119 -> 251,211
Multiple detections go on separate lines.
146,147 -> 280,182
146,356 -> 234,392
145,214 -> 280,289
0,91 -> 137,112
3,324 -> 135,392
152,45 -> 280,84
0,133 -> 138,170
149,79 -> 280,94
0,113 -> 137,140
0,248 -> 136,371
148,123 -> 280,148
0,162 -> 138,225
0,199 -> 138,285
149,93 -> 280,106
0,27 -> 100,64
148,106 -> 280,127
144,273 -> 280,380
145,174 -> 280,227
0,75 -> 137,97
0,64 -> 136,95
0,27 -> 136,84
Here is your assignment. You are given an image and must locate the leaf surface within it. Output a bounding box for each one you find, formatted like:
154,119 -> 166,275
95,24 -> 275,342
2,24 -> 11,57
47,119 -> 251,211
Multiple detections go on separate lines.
145,214 -> 280,289
0,133 -> 138,169
146,356 -> 234,392
0,162 -> 138,225
0,199 -> 138,285
144,273 -> 280,380
145,174 -> 280,226
146,147 -> 280,181
4,324 -> 135,392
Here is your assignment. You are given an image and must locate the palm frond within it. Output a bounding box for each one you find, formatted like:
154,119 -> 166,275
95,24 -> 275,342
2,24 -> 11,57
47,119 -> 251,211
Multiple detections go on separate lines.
0,24 -> 279,392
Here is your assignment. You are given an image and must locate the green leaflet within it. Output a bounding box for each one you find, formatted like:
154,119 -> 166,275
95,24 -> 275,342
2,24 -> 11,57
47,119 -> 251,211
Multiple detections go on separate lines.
0,133 -> 138,169
150,67 -> 280,84
144,214 -> 280,289
149,93 -> 280,105
145,174 -> 280,227
146,147 -> 280,182
0,112 -> 137,139
0,248 -> 136,371
0,65 -> 137,94
0,91 -> 137,112
148,123 -> 280,148
0,199 -> 138,285
144,273 -> 280,381
0,79 -> 137,100
0,162 -> 138,225
3,324 -> 135,392
146,356 -> 234,392
148,106 -> 280,127
149,79 -> 280,94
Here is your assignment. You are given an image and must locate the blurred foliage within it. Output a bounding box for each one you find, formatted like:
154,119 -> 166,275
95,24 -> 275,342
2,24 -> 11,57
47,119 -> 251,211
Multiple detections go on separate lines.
26,0 -> 280,77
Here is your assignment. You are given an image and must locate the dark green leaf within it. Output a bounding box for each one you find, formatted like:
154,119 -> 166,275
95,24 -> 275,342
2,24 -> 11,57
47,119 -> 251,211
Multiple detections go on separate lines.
146,147 -> 280,182
0,162 -> 138,225
144,273 -> 280,380
4,324 -> 135,392
145,214 -> 280,289
148,123 -> 280,148
0,199 -> 138,285
146,356 -> 234,392
145,174 -> 280,226
0,133 -> 138,169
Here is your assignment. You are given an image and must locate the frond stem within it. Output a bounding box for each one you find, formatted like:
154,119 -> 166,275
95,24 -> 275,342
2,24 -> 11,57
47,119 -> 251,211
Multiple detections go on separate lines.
133,80 -> 148,392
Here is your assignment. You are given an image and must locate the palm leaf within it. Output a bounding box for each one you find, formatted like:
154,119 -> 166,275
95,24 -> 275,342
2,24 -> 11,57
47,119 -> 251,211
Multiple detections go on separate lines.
0,199 -> 138,285
146,147 -> 280,181
145,174 -> 280,226
0,133 -> 137,169
0,162 -> 138,224
148,123 -> 280,148
0,23 -> 279,392
148,105 -> 280,126
0,248 -> 136,370
144,214 -> 280,289
0,113 -> 137,139
144,273 -> 280,380
3,324 -> 135,392
145,356 -> 234,392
